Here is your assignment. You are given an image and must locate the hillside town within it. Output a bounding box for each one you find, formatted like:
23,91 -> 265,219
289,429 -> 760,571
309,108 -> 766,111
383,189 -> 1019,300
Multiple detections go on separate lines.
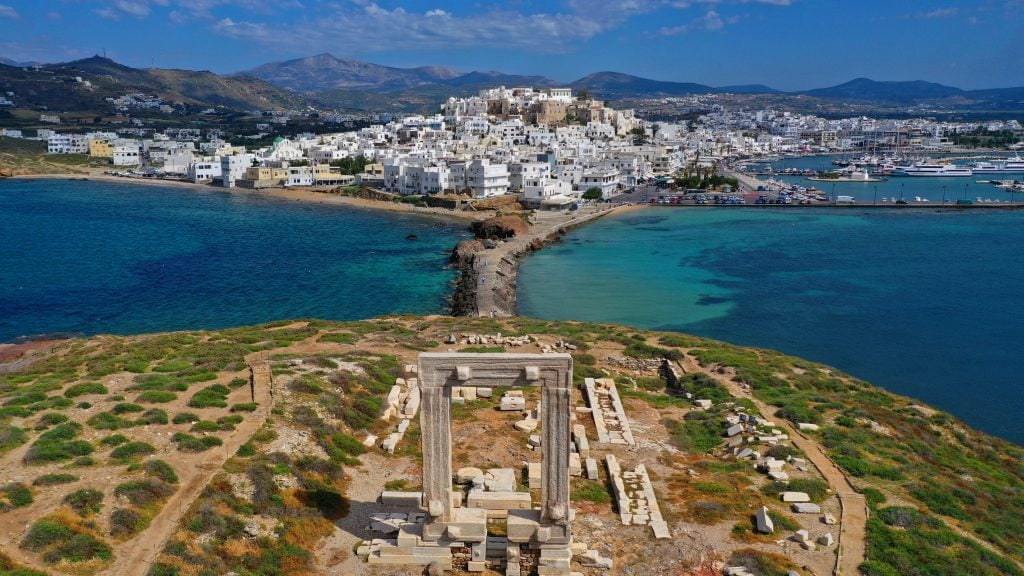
3,86 -> 1022,207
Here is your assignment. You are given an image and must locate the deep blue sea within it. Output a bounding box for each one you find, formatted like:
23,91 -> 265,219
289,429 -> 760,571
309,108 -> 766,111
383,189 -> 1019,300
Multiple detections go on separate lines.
519,208 -> 1024,444
0,179 -> 469,340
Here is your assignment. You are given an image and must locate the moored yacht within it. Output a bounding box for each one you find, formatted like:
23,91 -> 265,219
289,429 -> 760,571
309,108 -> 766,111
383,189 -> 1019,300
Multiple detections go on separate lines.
892,162 -> 973,177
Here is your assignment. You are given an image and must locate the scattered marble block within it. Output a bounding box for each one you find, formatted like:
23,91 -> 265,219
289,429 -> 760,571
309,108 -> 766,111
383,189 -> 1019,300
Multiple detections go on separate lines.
818,532 -> 834,547
500,396 -> 527,411
467,561 -> 486,572
569,453 -> 582,477
726,423 -> 745,437
528,462 -> 542,489
780,491 -> 811,503
485,468 -> 516,492
527,435 -> 542,448
800,540 -> 816,551
694,399 -> 713,409
585,458 -> 599,481
755,506 -> 774,534
515,418 -> 539,432
791,502 -> 821,514
362,434 -> 378,447
794,529 -> 810,543
768,471 -> 789,481
466,490 -> 531,512
476,387 -> 493,398
456,467 -> 484,484
822,513 -> 838,525
798,422 -> 820,432
381,491 -> 423,508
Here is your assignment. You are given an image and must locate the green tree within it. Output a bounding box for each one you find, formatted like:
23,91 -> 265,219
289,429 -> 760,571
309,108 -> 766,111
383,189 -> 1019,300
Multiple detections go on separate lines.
630,127 -> 648,146
582,187 -> 603,200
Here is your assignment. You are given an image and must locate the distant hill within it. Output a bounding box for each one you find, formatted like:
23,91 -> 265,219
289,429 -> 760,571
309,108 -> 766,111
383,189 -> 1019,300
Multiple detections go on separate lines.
441,71 -> 557,89
801,78 -> 964,103
0,56 -> 307,112
241,53 -> 461,92
0,57 -> 42,67
569,72 -> 715,97
716,84 -> 779,94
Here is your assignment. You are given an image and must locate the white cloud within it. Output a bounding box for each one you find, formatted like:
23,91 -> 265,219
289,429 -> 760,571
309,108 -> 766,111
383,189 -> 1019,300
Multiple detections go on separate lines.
658,9 -> 740,35
0,4 -> 19,19
212,2 -> 633,54
923,7 -> 958,19
91,0 -> 298,22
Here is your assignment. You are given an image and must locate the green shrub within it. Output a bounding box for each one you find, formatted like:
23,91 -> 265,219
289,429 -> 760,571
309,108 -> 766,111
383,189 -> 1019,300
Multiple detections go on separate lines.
136,408 -> 168,425
23,424 -> 93,465
664,413 -> 721,453
230,402 -> 258,412
153,360 -> 191,372
42,533 -> 112,564
144,460 -> 178,484
571,479 -> 611,504
861,487 -> 887,509
100,434 -> 130,447
171,432 -> 223,452
190,420 -> 220,433
114,478 -> 175,507
0,424 -> 27,453
0,483 -> 33,510
32,473 -> 79,486
187,385 -> 229,409
172,412 -> 200,424
228,377 -> 249,389
112,402 -> 144,414
35,412 -> 70,429
63,382 -> 108,398
21,519 -> 74,551
236,442 -> 255,457
110,442 -> 156,462
86,412 -> 132,430
109,508 -> 146,538
137,390 -> 177,404
63,489 -> 104,516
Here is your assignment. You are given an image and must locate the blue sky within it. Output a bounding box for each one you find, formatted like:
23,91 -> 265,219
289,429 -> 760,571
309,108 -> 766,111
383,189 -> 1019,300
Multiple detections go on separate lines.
0,0 -> 1021,90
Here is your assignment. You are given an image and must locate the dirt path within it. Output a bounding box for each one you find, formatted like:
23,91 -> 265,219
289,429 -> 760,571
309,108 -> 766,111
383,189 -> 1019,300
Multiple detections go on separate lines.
98,354 -> 275,576
680,353 -> 868,576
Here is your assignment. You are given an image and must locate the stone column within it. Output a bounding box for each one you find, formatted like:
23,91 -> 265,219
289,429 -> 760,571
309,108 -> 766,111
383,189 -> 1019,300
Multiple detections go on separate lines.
541,380 -> 571,526
420,376 -> 453,524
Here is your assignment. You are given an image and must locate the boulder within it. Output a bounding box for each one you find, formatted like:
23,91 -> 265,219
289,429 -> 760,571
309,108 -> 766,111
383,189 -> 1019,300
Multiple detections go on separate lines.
471,215 -> 530,239
755,506 -> 774,534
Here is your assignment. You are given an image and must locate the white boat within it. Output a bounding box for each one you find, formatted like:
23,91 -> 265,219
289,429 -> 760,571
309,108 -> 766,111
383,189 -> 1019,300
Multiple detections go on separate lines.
892,162 -> 973,177
970,156 -> 1024,173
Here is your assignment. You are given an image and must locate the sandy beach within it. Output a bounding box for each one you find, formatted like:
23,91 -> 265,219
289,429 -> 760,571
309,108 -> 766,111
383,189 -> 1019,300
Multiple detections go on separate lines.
11,172 -> 488,222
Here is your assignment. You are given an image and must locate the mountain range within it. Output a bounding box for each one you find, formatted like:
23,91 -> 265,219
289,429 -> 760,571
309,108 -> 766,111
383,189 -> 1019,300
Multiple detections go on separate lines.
2,53 -> 1023,115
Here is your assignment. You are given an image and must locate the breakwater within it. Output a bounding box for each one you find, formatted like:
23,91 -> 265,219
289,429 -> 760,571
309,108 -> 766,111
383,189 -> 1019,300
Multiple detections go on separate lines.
450,205 -> 629,317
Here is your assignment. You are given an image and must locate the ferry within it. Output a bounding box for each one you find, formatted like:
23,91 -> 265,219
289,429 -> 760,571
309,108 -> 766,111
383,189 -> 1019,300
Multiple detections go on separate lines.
892,162 -> 973,177
969,156 -> 1024,173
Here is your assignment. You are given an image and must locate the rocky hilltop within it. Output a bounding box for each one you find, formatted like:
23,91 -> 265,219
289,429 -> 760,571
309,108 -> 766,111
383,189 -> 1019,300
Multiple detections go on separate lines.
0,317 -> 1021,576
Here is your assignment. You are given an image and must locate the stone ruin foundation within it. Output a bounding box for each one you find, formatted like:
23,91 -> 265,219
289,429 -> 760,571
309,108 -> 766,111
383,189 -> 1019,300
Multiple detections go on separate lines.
361,353 -> 576,575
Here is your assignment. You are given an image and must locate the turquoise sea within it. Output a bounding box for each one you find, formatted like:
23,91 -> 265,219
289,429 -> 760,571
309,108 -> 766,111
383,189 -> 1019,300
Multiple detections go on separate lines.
519,208 -> 1024,444
0,179 -> 469,340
